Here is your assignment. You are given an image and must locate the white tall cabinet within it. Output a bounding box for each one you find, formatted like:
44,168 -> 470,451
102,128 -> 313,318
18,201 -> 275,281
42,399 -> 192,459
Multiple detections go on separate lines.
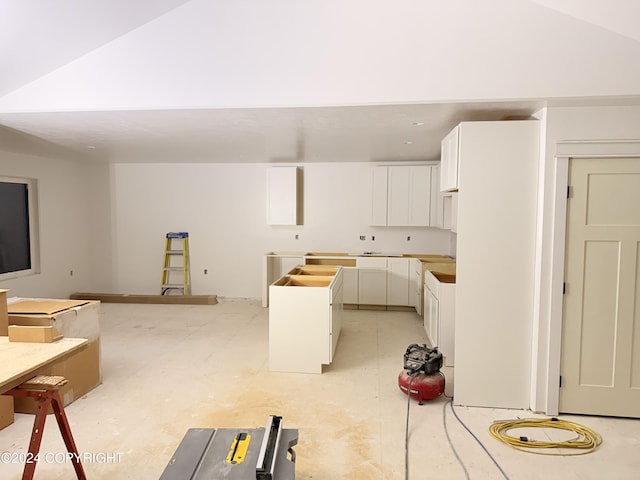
451,120 -> 539,409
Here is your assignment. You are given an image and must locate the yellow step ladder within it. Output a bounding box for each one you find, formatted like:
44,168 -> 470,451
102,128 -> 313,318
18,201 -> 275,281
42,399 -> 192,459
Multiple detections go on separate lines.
161,232 -> 191,295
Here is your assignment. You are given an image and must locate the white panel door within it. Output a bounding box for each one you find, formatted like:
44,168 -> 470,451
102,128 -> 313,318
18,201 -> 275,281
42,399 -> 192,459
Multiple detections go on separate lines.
560,157 -> 640,417
357,257 -> 387,305
408,166 -> 431,226
423,284 -> 438,347
387,257 -> 409,306
370,167 -> 388,226
440,126 -> 459,192
387,166 -> 411,226
342,267 -> 359,304
429,165 -> 443,228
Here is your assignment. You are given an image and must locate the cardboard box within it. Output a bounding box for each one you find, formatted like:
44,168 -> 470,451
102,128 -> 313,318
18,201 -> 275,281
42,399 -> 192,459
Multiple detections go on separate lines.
0,396 -> 14,431
0,289 -> 8,336
7,299 -> 101,413
8,325 -> 62,343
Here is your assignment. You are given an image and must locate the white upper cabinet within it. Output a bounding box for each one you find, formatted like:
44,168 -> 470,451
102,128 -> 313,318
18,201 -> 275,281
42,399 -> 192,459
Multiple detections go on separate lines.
267,166 -> 301,225
440,126 -> 460,192
370,165 -> 433,227
370,167 -> 389,226
430,164 -> 444,229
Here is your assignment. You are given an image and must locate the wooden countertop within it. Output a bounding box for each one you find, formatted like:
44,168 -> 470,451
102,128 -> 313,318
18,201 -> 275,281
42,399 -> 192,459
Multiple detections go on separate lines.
0,337 -> 87,393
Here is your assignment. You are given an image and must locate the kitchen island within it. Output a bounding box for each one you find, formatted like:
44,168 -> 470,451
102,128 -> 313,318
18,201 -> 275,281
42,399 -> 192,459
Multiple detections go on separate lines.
269,266 -> 343,374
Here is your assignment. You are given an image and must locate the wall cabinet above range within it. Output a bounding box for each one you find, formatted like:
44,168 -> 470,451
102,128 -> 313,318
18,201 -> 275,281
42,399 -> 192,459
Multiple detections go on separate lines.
370,165 -> 438,227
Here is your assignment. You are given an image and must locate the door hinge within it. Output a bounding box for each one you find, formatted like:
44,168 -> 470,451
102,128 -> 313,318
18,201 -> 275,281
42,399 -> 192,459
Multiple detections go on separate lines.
559,376 -> 562,388
563,282 -> 567,294
567,185 -> 573,198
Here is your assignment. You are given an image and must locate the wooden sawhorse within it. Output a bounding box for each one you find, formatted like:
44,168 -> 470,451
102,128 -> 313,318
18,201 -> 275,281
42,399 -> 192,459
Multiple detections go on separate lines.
4,375 -> 86,480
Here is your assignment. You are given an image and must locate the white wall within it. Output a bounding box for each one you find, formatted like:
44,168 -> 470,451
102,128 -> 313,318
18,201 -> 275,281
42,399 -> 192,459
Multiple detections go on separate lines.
0,152 -> 112,298
533,104 -> 640,413
111,162 -> 452,298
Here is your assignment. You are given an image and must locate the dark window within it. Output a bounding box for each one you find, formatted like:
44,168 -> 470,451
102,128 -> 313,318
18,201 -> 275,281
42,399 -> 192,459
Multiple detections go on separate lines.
0,181 -> 33,274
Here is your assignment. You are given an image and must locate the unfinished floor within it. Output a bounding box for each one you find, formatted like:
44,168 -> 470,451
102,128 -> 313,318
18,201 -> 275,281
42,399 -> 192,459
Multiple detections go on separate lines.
1,299 -> 639,479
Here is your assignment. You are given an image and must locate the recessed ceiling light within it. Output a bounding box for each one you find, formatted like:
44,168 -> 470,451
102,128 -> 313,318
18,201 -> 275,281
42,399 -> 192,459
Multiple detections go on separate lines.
87,145 -> 96,149
413,122 -> 424,126
404,141 -> 413,145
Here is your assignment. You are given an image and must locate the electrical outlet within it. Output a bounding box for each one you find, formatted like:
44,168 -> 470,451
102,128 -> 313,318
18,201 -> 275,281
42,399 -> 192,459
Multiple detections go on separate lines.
204,269 -> 208,275
70,270 -> 73,277
407,236 -> 411,241
372,235 -> 376,241
359,235 -> 366,241
295,234 -> 299,240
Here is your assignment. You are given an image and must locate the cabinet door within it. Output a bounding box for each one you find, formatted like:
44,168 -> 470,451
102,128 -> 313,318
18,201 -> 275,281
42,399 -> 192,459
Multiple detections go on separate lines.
430,165 -> 443,228
387,166 -> 410,226
412,258 -> 423,315
408,166 -> 431,226
371,165 -> 431,227
451,192 -> 458,233
370,167 -> 388,226
330,279 -> 344,361
342,267 -> 359,304
423,284 -> 439,346
388,166 -> 430,227
387,257 -> 410,306
267,167 -> 300,225
440,126 -> 459,192
357,257 -> 387,305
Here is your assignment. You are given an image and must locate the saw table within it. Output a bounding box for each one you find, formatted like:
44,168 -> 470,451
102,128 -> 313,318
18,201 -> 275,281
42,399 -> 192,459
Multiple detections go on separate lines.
159,415 -> 298,480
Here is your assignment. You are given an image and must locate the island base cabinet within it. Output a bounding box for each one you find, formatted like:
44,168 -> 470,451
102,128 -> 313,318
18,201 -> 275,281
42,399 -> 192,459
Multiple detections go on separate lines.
269,271 -> 343,374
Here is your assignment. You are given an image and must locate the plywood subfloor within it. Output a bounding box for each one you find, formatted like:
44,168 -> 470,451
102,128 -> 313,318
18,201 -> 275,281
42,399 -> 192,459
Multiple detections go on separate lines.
1,301 -> 638,480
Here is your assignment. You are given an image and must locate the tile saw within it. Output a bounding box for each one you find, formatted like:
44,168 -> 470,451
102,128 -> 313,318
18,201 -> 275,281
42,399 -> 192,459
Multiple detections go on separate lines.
159,415 -> 298,480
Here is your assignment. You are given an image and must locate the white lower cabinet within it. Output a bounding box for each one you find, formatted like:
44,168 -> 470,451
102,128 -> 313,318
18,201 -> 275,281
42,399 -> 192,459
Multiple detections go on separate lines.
269,269 -> 343,374
387,257 -> 410,306
342,267 -> 358,304
423,270 -> 456,366
424,283 -> 438,346
411,258 -> 423,314
357,257 -> 387,305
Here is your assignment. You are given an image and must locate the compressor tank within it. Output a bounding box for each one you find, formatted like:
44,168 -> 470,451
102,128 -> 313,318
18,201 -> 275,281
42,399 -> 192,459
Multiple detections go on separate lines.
398,370 -> 445,405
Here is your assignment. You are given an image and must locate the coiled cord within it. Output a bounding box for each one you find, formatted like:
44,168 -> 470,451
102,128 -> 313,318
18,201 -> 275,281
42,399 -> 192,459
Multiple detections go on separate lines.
489,417 -> 602,455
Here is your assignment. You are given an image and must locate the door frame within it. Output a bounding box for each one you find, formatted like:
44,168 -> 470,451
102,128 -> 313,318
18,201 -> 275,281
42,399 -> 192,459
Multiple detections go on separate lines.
545,140 -> 640,415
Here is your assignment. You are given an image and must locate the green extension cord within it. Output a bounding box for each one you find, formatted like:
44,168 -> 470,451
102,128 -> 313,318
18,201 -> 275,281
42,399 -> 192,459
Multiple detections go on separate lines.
489,417 -> 602,456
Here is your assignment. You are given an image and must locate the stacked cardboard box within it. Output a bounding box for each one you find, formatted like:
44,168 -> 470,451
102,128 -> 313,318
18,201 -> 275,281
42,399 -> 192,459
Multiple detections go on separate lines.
7,298 -> 101,413
0,289 -> 14,430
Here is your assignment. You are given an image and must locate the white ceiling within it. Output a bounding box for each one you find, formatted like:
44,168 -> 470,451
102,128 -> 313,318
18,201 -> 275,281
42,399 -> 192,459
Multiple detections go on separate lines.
0,0 -> 639,164
0,102 -> 545,163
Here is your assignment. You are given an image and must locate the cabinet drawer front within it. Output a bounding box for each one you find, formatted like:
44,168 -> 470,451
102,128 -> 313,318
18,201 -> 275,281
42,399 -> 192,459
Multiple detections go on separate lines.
424,270 -> 440,296
356,257 -> 387,269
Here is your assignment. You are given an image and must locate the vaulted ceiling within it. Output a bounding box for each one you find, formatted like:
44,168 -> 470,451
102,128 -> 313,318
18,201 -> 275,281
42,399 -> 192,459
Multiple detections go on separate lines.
1,0 -> 639,163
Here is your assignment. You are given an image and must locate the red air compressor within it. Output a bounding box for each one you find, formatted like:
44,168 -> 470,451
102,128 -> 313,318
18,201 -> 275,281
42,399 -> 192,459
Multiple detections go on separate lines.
398,344 -> 445,404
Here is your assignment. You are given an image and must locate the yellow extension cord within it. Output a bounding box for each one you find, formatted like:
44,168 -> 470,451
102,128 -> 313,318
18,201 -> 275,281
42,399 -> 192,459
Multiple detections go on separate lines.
489,417 -> 602,456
